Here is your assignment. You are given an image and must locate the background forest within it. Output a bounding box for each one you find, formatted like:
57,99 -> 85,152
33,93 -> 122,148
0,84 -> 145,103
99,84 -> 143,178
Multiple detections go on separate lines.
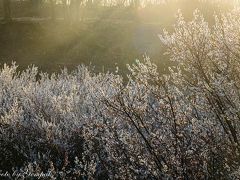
0,0 -> 237,73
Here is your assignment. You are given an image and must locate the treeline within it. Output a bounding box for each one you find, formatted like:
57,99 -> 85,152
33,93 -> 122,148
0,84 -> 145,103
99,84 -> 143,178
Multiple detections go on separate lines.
1,9 -> 240,179
0,0 -> 236,22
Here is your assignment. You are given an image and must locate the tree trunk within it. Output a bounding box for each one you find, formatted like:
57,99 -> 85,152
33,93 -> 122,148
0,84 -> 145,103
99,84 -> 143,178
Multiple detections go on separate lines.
3,0 -> 11,21
50,0 -> 56,20
63,0 -> 69,21
70,0 -> 81,22
30,0 -> 42,16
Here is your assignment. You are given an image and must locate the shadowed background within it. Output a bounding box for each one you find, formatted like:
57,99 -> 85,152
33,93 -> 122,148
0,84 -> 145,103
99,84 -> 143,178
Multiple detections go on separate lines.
0,0 -> 236,74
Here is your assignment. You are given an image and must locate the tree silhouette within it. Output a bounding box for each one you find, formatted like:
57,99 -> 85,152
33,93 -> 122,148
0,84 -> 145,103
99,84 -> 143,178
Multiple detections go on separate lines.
3,0 -> 11,21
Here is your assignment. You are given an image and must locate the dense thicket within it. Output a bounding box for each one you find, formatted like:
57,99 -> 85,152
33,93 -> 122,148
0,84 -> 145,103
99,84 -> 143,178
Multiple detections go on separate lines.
1,8 -> 240,179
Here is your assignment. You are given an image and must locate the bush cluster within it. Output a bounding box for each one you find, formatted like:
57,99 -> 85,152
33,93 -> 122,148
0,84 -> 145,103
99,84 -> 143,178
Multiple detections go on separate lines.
1,9 -> 240,179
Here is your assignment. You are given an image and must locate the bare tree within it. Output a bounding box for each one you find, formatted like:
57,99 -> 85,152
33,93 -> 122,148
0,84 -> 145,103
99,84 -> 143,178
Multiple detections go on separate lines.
50,0 -> 56,20
3,0 -> 11,21
70,0 -> 82,21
